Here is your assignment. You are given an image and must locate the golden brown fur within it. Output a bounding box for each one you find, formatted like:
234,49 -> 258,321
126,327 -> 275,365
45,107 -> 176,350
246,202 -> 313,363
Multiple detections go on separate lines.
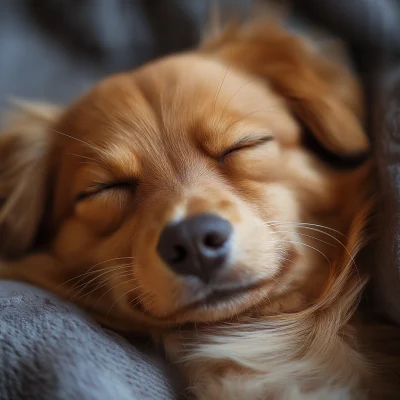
0,19 -> 398,399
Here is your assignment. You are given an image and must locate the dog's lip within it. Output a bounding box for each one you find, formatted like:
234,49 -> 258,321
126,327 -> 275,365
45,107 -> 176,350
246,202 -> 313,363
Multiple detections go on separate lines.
132,281 -> 263,319
183,281 -> 262,311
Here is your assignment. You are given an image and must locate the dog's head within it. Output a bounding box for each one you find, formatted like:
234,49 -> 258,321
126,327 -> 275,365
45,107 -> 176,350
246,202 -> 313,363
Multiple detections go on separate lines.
0,22 -> 371,331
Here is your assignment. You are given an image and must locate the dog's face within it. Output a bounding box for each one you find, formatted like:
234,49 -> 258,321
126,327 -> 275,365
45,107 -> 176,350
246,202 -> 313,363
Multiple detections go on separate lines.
0,23 -> 370,331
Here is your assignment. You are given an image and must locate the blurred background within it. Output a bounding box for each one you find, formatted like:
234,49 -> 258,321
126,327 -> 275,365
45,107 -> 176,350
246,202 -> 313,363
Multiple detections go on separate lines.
0,0 -> 399,113
0,0 -> 253,111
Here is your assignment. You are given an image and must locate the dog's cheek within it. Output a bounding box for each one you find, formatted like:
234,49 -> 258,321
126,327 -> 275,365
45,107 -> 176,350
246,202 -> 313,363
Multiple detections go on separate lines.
75,190 -> 131,235
53,219 -> 97,262
52,192 -> 132,262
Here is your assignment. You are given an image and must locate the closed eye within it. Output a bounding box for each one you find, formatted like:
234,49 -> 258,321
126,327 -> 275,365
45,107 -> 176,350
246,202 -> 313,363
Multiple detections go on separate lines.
76,180 -> 138,202
219,134 -> 273,162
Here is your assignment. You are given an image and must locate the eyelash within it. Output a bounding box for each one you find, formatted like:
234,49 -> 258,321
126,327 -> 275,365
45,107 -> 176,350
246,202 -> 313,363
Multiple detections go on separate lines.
219,136 -> 273,162
77,181 -> 138,202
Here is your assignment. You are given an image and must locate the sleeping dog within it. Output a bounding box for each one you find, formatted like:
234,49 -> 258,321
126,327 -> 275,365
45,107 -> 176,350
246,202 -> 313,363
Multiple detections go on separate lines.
0,14 -> 399,399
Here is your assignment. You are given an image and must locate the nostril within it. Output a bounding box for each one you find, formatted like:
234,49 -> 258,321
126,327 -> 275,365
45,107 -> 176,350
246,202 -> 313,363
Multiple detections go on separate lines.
203,232 -> 228,249
169,245 -> 187,263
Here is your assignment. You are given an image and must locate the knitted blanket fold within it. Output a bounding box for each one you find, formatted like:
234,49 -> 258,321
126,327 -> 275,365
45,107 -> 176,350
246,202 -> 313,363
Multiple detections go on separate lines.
0,280 -> 178,400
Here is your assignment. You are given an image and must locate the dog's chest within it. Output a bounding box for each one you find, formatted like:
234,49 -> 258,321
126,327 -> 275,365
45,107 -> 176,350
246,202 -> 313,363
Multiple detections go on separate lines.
162,327 -> 364,400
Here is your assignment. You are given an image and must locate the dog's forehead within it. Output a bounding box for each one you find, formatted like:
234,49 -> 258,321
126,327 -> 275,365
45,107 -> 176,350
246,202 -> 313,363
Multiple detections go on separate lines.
64,55 -> 279,136
57,54 -> 296,176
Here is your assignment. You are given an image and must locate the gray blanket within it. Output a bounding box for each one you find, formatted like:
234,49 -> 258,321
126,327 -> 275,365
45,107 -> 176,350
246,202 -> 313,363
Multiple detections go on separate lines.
1,1 -> 400,399
0,280 -> 178,400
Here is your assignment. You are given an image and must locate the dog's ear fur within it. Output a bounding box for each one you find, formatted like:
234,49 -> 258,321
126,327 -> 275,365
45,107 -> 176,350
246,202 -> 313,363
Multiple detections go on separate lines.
0,102 -> 62,258
201,20 -> 369,159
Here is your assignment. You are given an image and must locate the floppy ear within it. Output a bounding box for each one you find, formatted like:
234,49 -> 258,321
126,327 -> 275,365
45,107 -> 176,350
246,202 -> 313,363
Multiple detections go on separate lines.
0,102 -> 62,258
202,21 -> 369,159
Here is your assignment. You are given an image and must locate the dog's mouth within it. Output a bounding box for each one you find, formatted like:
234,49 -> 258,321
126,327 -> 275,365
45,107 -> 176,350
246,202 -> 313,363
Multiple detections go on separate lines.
132,282 -> 262,322
186,284 -> 257,311
182,249 -> 296,313
128,245 -> 296,325
132,246 -> 296,322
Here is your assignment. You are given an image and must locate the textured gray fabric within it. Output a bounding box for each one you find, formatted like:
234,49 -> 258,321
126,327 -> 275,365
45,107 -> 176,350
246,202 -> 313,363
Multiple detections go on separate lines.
0,280 -> 178,400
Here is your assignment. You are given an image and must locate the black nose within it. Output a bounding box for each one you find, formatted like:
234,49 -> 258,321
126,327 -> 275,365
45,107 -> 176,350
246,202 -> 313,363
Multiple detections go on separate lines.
157,213 -> 233,282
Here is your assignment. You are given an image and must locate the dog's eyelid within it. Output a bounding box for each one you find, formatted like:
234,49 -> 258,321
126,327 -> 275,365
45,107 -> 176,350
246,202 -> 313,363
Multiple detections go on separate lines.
219,134 -> 273,161
231,134 -> 274,148
76,180 -> 138,202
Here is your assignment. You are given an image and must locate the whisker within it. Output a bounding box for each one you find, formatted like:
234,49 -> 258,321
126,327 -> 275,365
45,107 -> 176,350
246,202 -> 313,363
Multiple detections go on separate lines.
270,230 -> 335,247
68,153 -> 99,163
93,277 -> 141,309
58,257 -> 135,288
267,239 -> 331,266
294,226 -> 359,276
265,221 -> 360,275
71,263 -> 132,295
74,270 -> 138,301
49,128 -> 104,154
129,291 -> 152,311
106,286 -> 141,317
213,56 -> 231,110
128,293 -> 142,307
66,265 -> 131,291
224,107 -> 277,133
299,228 -> 360,278
279,255 -> 297,265
219,78 -> 255,120
73,271 -> 134,301
265,221 -> 345,237
270,276 -> 286,291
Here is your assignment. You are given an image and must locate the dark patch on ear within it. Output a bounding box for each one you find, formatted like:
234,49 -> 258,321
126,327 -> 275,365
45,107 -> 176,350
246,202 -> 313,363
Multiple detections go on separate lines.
301,126 -> 370,170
